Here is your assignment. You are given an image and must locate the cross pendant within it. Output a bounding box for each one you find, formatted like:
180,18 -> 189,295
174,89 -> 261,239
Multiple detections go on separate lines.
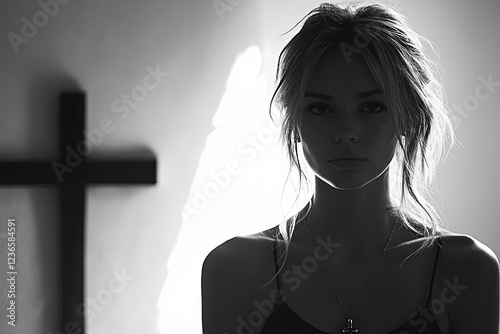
342,317 -> 359,333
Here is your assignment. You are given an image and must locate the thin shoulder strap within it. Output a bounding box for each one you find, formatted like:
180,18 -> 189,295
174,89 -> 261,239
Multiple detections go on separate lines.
272,234 -> 281,291
425,237 -> 442,305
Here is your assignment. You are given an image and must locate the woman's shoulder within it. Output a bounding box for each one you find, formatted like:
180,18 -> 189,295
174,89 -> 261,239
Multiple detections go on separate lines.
204,226 -> 278,257
437,232 -> 499,331
201,227 -> 280,332
439,232 -> 499,268
396,228 -> 498,282
202,226 -> 279,281
400,226 -> 498,267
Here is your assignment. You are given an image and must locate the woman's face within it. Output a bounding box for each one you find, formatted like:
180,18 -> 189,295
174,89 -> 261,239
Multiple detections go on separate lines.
299,46 -> 398,190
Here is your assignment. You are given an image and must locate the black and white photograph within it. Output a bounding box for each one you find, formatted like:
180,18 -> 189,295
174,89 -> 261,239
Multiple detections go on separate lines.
0,0 -> 499,333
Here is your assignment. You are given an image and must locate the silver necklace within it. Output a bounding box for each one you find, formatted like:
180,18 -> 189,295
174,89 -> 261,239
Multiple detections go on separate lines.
304,216 -> 396,334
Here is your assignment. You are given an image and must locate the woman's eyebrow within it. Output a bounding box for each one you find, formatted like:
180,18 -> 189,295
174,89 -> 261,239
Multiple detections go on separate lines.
355,88 -> 383,99
304,88 -> 383,100
303,92 -> 334,100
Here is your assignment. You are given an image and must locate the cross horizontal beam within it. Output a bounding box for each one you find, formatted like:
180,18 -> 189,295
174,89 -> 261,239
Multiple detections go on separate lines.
0,160 -> 156,184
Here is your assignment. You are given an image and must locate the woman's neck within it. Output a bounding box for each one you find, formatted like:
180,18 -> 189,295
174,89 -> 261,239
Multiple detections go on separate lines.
301,172 -> 397,253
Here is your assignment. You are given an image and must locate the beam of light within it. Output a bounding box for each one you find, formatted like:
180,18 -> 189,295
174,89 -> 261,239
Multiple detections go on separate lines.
157,45 -> 302,334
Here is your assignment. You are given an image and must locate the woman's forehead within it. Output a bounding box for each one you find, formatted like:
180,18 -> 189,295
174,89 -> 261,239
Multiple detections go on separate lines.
306,47 -> 380,95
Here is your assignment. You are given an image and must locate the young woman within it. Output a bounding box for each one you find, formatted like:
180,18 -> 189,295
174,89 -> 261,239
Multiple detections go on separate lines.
201,3 -> 499,333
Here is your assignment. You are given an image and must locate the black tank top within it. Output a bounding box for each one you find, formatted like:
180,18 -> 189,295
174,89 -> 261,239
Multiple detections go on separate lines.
260,235 -> 444,333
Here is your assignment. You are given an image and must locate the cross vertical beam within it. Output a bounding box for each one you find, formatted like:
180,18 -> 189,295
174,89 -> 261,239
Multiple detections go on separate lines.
60,93 -> 86,332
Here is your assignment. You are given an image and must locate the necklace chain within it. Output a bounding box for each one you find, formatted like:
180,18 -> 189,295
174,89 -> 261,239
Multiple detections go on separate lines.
304,216 -> 396,318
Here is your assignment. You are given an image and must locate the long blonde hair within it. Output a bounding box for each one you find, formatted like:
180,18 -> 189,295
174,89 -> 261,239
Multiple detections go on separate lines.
269,2 -> 457,264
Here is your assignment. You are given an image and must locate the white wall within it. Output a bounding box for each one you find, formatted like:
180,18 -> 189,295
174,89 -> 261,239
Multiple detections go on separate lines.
0,0 -> 498,333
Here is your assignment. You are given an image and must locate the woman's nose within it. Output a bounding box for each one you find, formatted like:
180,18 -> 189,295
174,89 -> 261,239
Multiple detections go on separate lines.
335,130 -> 359,143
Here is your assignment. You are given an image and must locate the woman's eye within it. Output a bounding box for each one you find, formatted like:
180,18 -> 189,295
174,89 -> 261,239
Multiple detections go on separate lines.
360,103 -> 386,113
306,103 -> 386,114
307,104 -> 332,115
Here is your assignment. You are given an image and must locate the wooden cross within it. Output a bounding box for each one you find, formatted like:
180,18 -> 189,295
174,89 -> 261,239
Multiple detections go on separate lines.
342,317 -> 359,333
0,92 -> 157,333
